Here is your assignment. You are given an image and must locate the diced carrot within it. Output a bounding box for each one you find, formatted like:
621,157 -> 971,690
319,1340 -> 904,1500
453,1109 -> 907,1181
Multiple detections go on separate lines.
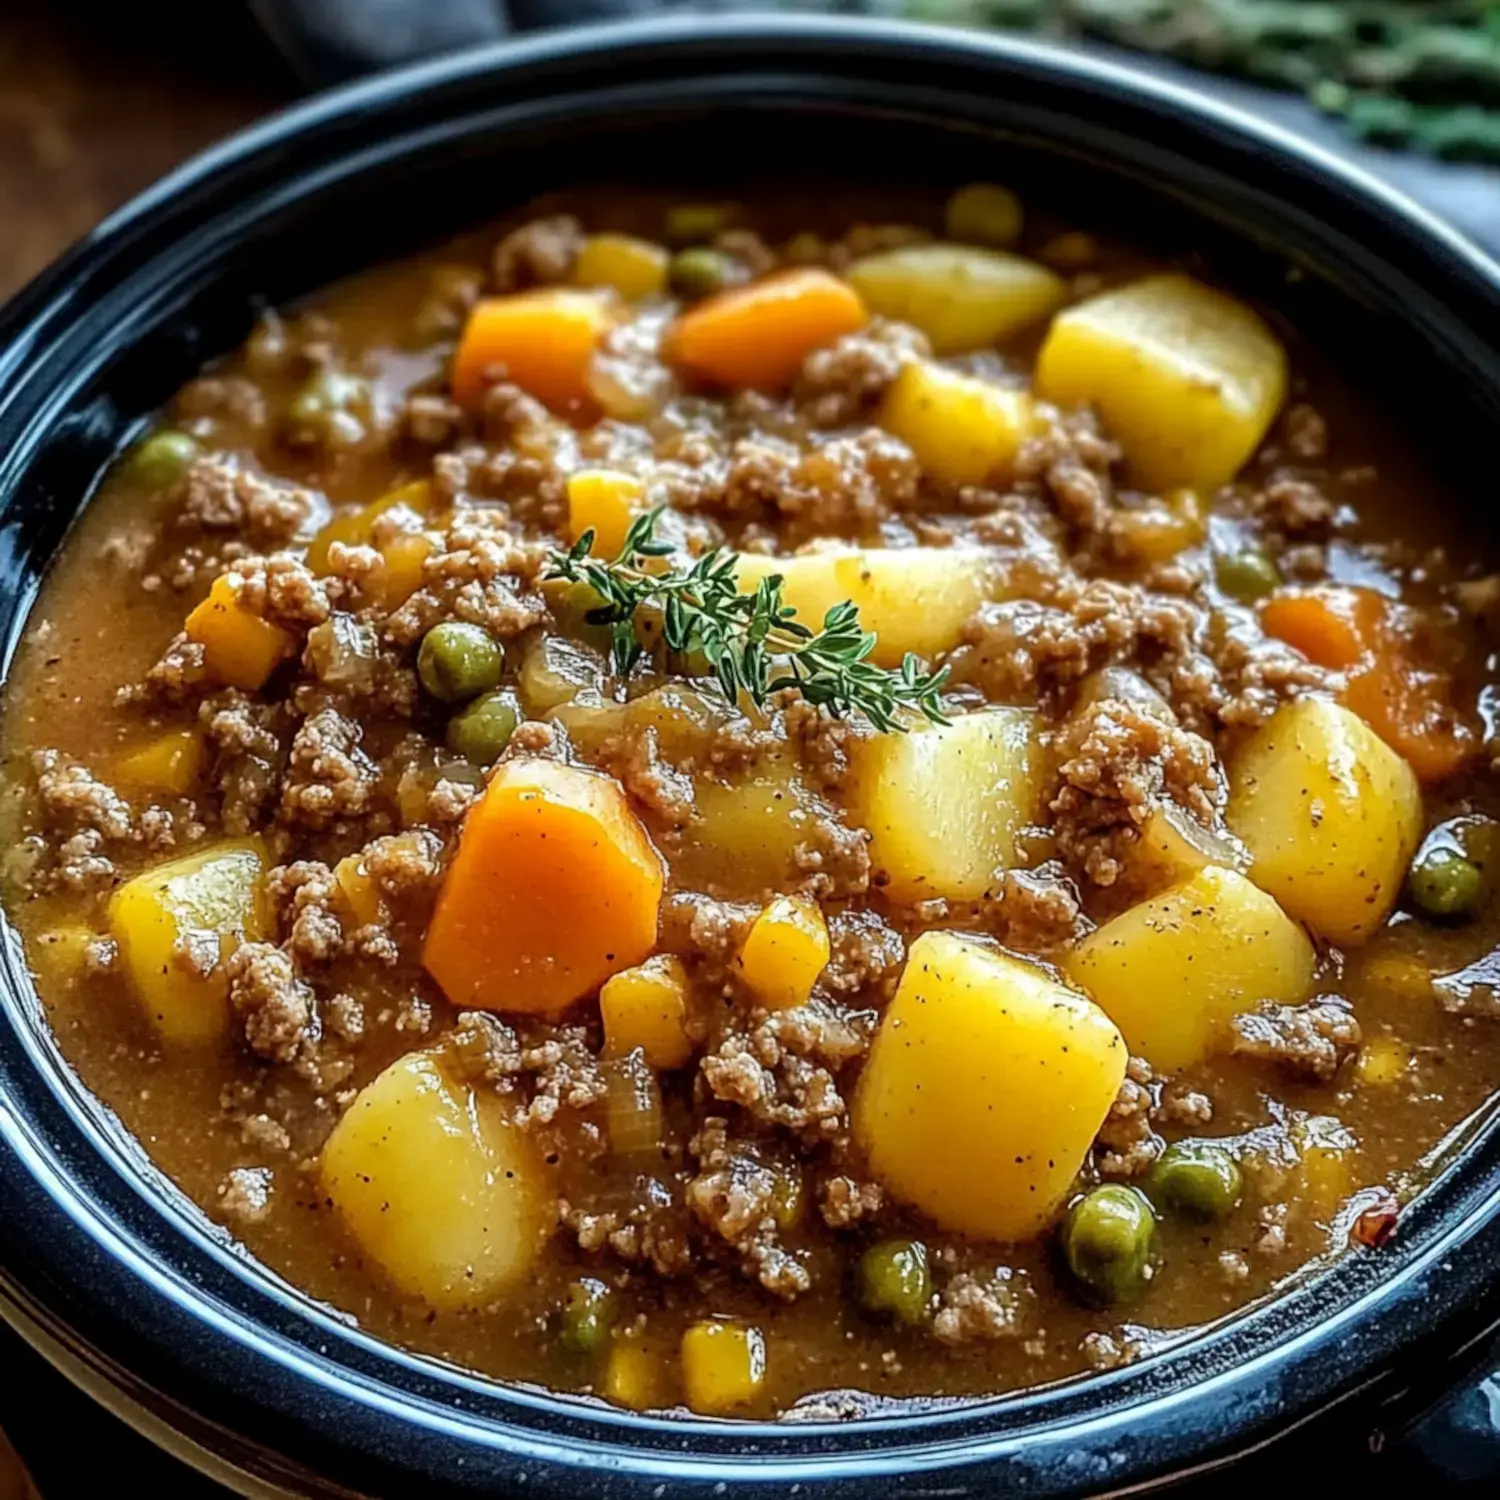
1263,584 -> 1475,783
451,289 -> 615,412
184,575 -> 294,691
423,758 -> 664,1015
667,268 -> 867,391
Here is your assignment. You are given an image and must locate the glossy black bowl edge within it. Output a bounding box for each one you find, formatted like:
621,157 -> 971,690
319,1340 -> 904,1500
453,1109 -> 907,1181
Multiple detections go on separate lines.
2,17 -> 1500,1499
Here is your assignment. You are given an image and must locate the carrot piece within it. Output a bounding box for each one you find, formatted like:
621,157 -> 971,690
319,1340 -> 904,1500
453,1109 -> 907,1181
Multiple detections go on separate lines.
450,289 -> 615,412
423,758 -> 664,1015
1264,584 -> 1475,783
667,268 -> 867,391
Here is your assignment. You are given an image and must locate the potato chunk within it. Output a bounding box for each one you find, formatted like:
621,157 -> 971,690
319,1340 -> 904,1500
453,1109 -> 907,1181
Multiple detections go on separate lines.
1035,273 -> 1286,492
847,708 -> 1040,902
681,1321 -> 767,1415
736,896 -> 830,1009
847,244 -> 1065,353
320,1052 -> 550,1308
877,360 -> 1034,487
1065,865 -> 1315,1073
1226,697 -> 1422,944
853,932 -> 1126,1242
184,575 -> 294,691
108,839 -> 266,1045
735,548 -> 995,667
601,955 -> 694,1069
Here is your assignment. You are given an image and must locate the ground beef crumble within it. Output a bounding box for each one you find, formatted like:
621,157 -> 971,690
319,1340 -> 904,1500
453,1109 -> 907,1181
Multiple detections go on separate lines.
1231,999 -> 1362,1082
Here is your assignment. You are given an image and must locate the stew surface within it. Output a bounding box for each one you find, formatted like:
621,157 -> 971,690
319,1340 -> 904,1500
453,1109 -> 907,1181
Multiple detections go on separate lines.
6,185 -> 1500,1419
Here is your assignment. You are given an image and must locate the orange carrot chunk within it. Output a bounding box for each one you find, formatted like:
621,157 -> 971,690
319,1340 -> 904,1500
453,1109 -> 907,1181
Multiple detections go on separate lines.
423,758 -> 664,1015
1263,584 -> 1474,783
667,268 -> 867,391
450,289 -> 615,412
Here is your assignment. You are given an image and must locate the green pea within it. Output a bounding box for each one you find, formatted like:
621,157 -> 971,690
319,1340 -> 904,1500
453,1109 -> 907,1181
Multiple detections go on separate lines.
122,429 -> 200,489
1408,844 -> 1486,921
446,690 -> 520,766
854,1239 -> 932,1326
1215,548 -> 1283,603
1061,1185 -> 1156,1304
664,203 -> 733,246
944,182 -> 1024,247
669,248 -> 737,301
557,1277 -> 617,1357
1148,1139 -> 1243,1221
418,622 -> 504,703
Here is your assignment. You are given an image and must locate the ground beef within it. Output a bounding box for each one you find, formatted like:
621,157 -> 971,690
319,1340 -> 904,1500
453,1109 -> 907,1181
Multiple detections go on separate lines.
175,454 -> 319,544
226,553 -> 332,631
226,942 -> 317,1064
1252,473 -> 1338,539
400,392 -> 465,447
217,1166 -> 274,1225
1095,1056 -> 1161,1178
278,707 -> 380,831
491,214 -> 583,292
1283,403 -> 1329,462
932,1266 -> 1034,1345
1049,696 -> 1223,887
1231,999 -> 1362,1081
793,811 -> 871,900
818,1173 -> 885,1229
979,862 -> 1087,954
822,910 -> 905,999
563,1182 -> 694,1278
34,750 -> 133,841
793,319 -> 929,428
263,860 -> 346,966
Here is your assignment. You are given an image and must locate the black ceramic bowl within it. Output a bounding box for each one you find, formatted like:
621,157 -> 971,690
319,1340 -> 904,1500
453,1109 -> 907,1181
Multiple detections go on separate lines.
4,16 -> 1500,1497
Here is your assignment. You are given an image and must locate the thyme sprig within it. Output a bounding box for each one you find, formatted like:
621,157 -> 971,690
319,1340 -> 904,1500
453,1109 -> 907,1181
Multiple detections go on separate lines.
544,508 -> 950,733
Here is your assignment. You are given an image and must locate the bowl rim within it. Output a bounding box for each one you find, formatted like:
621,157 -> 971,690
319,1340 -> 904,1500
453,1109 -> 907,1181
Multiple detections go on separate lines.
3,14 -> 1500,1498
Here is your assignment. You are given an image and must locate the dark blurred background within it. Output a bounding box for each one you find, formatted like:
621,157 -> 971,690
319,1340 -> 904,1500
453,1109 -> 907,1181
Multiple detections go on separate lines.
1,0 -> 1498,1493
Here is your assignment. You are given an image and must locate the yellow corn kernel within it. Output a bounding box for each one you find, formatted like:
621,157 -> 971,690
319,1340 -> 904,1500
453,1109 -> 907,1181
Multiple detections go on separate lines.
681,1321 -> 766,1415
307,479 -> 435,575
184,575 -> 294,691
334,853 -> 383,928
1358,1036 -> 1412,1086
603,1335 -> 673,1411
378,530 -> 434,607
736,896 -> 830,1010
29,923 -> 98,988
115,729 -> 204,796
1112,488 -> 1205,564
600,955 -> 694,1070
566,469 -> 644,559
573,233 -> 670,301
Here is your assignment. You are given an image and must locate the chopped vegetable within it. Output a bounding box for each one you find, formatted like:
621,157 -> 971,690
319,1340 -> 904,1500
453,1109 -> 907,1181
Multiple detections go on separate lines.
1132,801 -> 1250,892
122,428 -> 199,489
600,954 -> 694,1069
1408,844 -> 1485,921
1226,697 -> 1423,944
1215,546 -> 1282,602
1148,1140 -> 1243,1221
572,233 -> 669,300
451,288 -> 615,411
307,478 -> 435,576
320,1051 -> 551,1308
377,531 -> 434,608
517,633 -> 606,716
602,1048 -> 665,1166
108,839 -> 267,1045
423,758 -> 664,1014
115,728 -> 204,796
445,689 -> 520,766
847,707 -> 1041,903
677,756 -> 822,897
417,622 -> 504,703
944,182 -> 1024,247
877,359 -> 1035,487
664,203 -> 733,245
184,574 -> 294,691
1112,488 -> 1206,564
557,1277 -> 618,1357
735,895 -> 830,1010
680,1321 -> 767,1415
565,469 -> 645,558
847,243 -> 1065,353
667,268 -> 867,390
1357,1036 -> 1412,1086
669,247 -> 740,301
1061,1185 -> 1157,1304
1035,273 -> 1287,492
854,1239 -> 932,1325
1066,865 -> 1316,1072
853,931 -> 1126,1242
603,1335 -> 673,1411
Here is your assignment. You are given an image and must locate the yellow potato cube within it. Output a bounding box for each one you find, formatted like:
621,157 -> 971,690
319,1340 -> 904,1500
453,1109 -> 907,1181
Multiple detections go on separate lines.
677,757 -> 822,898
573,233 -> 669,300
115,728 -> 204,797
107,839 -> 267,1045
1357,1036 -> 1412,1086
877,360 -> 1035,487
1226,698 -> 1422,945
184,575 -> 294,691
320,1052 -> 551,1309
847,243 -> 1065,353
566,469 -> 645,559
680,1321 -> 767,1415
1111,488 -> 1206,564
603,1334 -> 674,1411
307,479 -> 434,575
1131,800 -> 1249,893
377,531 -> 434,608
736,896 -> 830,1009
1035,273 -> 1287,492
847,708 -> 1040,903
735,547 -> 995,667
1065,865 -> 1316,1074
601,954 -> 694,1069
853,931 -> 1127,1242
